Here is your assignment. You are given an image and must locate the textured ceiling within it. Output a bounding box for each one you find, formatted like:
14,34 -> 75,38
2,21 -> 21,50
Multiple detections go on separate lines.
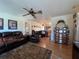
0,0 -> 79,17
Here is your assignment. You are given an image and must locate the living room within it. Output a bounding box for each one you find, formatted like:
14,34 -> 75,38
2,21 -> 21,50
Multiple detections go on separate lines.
0,0 -> 79,59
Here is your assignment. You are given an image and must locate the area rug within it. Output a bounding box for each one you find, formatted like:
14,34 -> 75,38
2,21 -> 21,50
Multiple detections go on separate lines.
0,42 -> 52,59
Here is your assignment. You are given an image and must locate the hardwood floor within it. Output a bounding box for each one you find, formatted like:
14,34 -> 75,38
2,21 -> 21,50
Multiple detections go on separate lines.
37,37 -> 72,59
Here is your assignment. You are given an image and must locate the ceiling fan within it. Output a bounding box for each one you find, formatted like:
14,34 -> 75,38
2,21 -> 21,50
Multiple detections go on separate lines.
23,8 -> 42,18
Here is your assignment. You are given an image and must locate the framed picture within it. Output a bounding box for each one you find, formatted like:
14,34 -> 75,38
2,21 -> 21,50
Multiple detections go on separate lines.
0,18 -> 3,30
8,20 -> 17,29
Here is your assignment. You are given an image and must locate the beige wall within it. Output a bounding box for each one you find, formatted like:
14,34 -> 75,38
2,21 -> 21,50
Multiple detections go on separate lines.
0,12 -> 33,35
0,12 -> 46,35
51,14 -> 74,43
75,13 -> 79,41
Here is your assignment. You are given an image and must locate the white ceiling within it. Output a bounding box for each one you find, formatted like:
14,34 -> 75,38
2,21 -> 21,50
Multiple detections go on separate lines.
0,0 -> 79,17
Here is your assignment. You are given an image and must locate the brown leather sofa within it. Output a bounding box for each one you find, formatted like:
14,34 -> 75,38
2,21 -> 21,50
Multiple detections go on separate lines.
0,33 -> 4,48
0,31 -> 28,54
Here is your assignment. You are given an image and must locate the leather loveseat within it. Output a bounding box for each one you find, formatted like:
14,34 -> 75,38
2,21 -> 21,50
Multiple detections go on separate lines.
0,31 -> 28,54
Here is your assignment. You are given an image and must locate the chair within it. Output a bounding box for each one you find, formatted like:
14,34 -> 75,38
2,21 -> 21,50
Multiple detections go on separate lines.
30,34 -> 40,43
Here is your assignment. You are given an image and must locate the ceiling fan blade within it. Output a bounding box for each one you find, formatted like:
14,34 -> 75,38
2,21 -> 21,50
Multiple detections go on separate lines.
23,13 -> 30,16
31,14 -> 36,18
37,10 -> 42,14
23,14 -> 27,16
23,8 -> 29,12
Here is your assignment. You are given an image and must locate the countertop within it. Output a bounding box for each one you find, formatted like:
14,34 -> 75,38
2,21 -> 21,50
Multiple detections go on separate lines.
73,41 -> 79,51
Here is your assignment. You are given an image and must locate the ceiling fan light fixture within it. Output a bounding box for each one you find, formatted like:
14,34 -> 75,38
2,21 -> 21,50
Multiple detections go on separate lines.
22,8 -> 42,18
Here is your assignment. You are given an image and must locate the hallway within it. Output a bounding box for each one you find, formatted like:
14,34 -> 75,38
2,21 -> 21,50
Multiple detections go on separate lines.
37,37 -> 72,59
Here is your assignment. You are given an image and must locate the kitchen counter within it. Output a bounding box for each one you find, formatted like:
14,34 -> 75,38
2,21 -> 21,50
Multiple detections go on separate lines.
73,41 -> 79,59
73,41 -> 79,51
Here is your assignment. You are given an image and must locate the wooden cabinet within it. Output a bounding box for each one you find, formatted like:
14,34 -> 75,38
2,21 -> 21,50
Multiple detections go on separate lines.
54,27 -> 69,44
73,43 -> 79,59
54,20 -> 70,44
